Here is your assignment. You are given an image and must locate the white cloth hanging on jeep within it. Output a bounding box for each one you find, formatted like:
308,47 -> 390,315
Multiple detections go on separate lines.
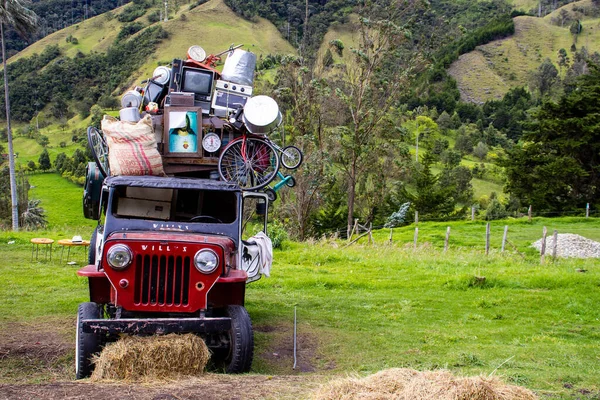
241,232 -> 272,283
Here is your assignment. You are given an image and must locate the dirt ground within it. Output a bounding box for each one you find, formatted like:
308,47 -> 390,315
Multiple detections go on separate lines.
0,375 -> 322,400
0,320 -> 328,400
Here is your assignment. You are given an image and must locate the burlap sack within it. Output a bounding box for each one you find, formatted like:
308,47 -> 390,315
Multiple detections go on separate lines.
101,115 -> 165,176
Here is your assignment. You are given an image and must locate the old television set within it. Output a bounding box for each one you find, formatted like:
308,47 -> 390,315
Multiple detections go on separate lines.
180,67 -> 216,113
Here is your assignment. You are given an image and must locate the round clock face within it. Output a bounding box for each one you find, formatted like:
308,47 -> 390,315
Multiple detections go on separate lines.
202,133 -> 221,153
188,45 -> 207,63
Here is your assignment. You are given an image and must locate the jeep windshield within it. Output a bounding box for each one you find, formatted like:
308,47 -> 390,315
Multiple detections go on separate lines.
104,176 -> 240,224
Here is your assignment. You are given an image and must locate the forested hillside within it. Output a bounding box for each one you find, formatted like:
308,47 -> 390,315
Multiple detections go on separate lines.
0,0 -> 598,235
3,0 -> 132,56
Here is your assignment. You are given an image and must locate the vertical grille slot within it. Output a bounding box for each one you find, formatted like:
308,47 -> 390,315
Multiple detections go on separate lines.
166,256 -> 175,305
134,250 -> 191,307
150,255 -> 158,304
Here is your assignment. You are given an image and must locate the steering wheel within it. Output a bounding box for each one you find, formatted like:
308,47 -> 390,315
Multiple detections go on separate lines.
87,126 -> 110,177
189,215 -> 223,223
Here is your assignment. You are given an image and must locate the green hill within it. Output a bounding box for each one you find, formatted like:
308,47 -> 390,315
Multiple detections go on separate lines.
448,0 -> 600,103
7,0 -> 295,166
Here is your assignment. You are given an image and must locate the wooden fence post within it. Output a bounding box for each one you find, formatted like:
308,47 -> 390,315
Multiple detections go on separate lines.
388,228 -> 393,245
501,225 -> 508,252
368,222 -> 373,245
540,226 -> 547,263
485,223 -> 491,255
415,211 -> 419,225
471,207 -> 475,221
528,205 -> 532,222
348,219 -> 359,242
552,229 -> 558,259
413,227 -> 418,251
444,226 -> 451,253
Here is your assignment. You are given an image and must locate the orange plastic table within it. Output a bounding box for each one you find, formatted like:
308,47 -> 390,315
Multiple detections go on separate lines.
58,239 -> 90,264
31,238 -> 54,261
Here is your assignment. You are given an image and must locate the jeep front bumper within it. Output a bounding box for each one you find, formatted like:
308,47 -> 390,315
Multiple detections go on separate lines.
82,317 -> 231,335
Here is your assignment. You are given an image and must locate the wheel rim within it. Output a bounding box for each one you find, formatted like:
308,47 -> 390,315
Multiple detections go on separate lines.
281,146 -> 302,169
87,127 -> 109,177
219,138 -> 279,190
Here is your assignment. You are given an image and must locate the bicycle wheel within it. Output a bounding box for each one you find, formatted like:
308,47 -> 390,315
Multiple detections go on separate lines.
281,145 -> 303,170
218,137 -> 280,190
87,127 -> 110,177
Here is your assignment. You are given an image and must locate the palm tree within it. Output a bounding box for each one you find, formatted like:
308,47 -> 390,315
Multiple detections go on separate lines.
1,0 -> 38,230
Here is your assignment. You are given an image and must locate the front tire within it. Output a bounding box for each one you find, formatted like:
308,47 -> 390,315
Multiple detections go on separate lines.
88,226 -> 101,265
224,305 -> 254,373
75,302 -> 101,379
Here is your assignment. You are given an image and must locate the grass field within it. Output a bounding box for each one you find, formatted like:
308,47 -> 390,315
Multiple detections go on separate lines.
0,174 -> 599,398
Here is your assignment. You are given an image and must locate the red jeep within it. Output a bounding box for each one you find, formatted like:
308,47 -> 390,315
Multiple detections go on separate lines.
77,173 -> 269,378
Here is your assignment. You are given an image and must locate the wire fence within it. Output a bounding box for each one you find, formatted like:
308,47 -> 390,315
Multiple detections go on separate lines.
322,205 -> 599,240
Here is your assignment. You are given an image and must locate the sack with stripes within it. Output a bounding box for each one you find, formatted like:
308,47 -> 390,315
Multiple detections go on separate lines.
101,115 -> 165,176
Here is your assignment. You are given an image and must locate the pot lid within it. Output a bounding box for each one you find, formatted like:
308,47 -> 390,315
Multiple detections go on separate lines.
243,95 -> 280,128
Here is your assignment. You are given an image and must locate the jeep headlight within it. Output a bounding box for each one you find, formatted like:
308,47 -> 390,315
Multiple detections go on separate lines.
107,244 -> 133,270
194,249 -> 219,274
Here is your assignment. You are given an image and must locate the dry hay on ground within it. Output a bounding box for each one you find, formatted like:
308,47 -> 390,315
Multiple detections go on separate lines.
91,333 -> 210,382
313,368 -> 538,400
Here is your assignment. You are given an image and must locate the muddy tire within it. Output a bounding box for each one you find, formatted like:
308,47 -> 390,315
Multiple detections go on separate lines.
88,226 -> 99,265
224,305 -> 254,373
76,302 -> 101,379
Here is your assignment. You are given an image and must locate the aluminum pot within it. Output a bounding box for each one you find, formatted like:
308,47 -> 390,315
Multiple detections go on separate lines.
121,90 -> 142,109
242,95 -> 282,134
119,107 -> 142,122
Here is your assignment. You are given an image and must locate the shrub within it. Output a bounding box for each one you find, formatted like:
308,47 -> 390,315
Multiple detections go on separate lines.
269,219 -> 289,249
117,4 -> 146,22
329,39 -> 344,56
147,10 -> 160,23
485,198 -> 508,220
385,202 -> 411,228
117,22 -> 145,42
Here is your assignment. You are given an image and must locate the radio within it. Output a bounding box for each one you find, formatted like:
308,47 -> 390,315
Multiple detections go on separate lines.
211,80 -> 253,117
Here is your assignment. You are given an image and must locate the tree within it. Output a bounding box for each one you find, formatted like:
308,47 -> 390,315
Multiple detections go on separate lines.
328,0 -> 426,236
21,198 -> 47,230
1,0 -> 38,230
557,48 -> 570,74
396,155 -> 457,219
529,58 -> 559,97
54,152 -> 67,172
473,141 -> 489,160
437,110 -> 452,131
38,149 -> 51,171
502,64 -> 600,211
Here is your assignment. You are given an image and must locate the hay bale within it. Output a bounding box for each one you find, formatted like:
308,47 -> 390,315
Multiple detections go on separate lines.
91,334 -> 210,381
313,368 -> 538,400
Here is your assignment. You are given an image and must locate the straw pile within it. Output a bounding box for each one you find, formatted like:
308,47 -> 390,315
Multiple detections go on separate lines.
313,368 -> 538,400
91,334 -> 210,381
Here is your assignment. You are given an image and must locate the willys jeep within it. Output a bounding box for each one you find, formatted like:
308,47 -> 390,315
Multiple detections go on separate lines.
77,171 -> 270,378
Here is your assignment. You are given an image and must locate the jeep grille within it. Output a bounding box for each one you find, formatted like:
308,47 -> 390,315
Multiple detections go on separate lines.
134,254 -> 190,306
